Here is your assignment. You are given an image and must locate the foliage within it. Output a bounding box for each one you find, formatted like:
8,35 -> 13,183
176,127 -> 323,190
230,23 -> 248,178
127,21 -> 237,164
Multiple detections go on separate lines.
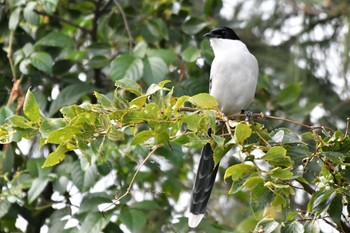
1,0 -> 350,233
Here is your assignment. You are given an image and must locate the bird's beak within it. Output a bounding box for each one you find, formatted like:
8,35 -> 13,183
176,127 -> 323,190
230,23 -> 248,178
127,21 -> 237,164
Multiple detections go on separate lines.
204,32 -> 217,38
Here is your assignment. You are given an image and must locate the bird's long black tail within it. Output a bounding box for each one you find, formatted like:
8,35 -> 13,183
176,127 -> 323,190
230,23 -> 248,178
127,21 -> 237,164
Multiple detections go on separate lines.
189,142 -> 219,227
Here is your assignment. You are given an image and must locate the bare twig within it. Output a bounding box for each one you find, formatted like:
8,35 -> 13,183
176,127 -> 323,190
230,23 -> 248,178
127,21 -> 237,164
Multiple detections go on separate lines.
113,0 -> 133,51
7,31 -> 17,81
6,30 -> 25,112
345,117 -> 349,136
34,10 -> 90,33
102,144 -> 160,214
177,108 -> 335,132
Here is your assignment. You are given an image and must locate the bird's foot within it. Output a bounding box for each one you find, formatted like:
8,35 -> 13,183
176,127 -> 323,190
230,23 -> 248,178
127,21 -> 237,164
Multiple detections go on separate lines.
241,110 -> 253,122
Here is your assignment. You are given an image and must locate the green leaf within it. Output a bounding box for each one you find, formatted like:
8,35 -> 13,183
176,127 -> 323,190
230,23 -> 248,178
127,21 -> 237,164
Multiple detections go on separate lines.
7,115 -> 32,128
145,81 -> 170,95
328,193 -> 342,224
278,83 -> 301,107
115,78 -> 143,96
122,111 -> 145,124
272,194 -> 287,207
130,96 -> 147,109
181,47 -> 201,62
224,164 -> 256,180
120,208 -> 147,233
28,177 -> 49,203
143,57 -> 168,85
36,31 -> 74,47
130,130 -> 154,145
182,114 -> 202,131
145,18 -> 168,39
322,151 -> 344,164
83,164 -> 97,191
28,158 -> 50,177
71,161 -> 84,191
0,106 -> 14,124
235,123 -> 252,144
80,212 -> 110,233
304,222 -> 320,233
94,92 -> 113,109
9,7 -> 21,30
147,49 -> 177,64
107,127 -> 125,141
181,18 -> 209,35
109,54 -> 143,81
42,144 -> 69,167
41,0 -> 59,14
268,167 -> 293,180
23,89 -> 43,122
188,93 -> 218,109
308,188 -> 335,216
262,146 -> 291,167
79,192 -> 112,213
49,83 -> 94,116
30,52 -> 53,73
132,200 -> 160,210
271,128 -> 302,144
39,118 -> 67,138
87,55 -> 109,68
281,221 -> 304,233
244,176 -> 264,190
0,200 -> 11,218
256,219 -> 279,233
203,0 -> 222,16
172,132 -> 207,148
46,126 -> 81,144
250,182 -> 273,218
23,2 -> 39,25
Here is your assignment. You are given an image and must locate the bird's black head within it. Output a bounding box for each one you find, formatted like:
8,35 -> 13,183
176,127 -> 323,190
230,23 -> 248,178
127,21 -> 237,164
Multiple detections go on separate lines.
204,27 -> 240,40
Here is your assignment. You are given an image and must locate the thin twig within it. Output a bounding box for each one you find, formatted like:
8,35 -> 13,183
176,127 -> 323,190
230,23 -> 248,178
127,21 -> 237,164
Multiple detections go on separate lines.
113,0 -> 133,51
34,10 -> 90,33
345,117 -> 349,136
102,144 -> 160,214
177,108 -> 335,132
7,31 -> 17,81
6,30 -> 25,112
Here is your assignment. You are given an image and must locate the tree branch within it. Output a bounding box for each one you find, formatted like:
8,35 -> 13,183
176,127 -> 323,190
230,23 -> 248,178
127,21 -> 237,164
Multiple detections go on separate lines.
102,144 -> 160,213
34,10 -> 91,33
113,0 -> 133,51
177,107 -> 335,132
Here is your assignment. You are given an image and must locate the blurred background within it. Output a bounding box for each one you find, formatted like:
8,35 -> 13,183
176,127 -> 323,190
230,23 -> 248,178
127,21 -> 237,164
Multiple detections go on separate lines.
0,0 -> 349,232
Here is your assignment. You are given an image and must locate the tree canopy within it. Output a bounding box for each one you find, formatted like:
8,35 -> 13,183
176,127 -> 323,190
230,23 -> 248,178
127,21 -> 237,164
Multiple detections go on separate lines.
0,0 -> 350,233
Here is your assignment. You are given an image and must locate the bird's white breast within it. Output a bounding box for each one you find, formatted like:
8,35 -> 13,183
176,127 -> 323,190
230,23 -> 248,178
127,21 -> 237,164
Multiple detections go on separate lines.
209,39 -> 258,116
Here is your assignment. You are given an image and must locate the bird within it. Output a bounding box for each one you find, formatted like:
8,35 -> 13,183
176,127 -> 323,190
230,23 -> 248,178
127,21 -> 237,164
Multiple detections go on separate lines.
188,27 -> 259,228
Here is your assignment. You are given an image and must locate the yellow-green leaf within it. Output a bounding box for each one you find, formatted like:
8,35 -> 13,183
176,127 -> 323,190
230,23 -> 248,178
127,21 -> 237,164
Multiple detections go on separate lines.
130,130 -> 154,145
42,144 -> 69,167
224,164 -> 256,180
262,146 -> 291,167
46,126 -> 81,144
235,123 -> 252,144
115,78 -> 142,96
188,93 -> 218,109
23,89 -> 44,122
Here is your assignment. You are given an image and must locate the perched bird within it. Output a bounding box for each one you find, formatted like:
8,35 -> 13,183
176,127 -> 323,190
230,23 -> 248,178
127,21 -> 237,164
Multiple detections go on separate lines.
188,27 -> 259,228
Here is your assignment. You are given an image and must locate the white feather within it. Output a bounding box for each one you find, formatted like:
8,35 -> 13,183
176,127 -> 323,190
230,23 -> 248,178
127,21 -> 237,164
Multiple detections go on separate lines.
188,213 -> 204,228
209,38 -> 258,116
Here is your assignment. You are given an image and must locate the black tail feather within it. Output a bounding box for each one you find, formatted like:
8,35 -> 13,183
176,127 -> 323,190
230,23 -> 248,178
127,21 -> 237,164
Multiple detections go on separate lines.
190,143 -> 219,215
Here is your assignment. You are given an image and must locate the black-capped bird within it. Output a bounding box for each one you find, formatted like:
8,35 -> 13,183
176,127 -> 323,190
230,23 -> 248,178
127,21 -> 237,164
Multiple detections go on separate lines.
188,27 -> 259,228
